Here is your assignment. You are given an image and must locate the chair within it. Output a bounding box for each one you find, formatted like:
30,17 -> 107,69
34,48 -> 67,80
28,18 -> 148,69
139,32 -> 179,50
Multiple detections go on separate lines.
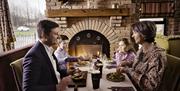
10,58 -> 23,91
158,54 -> 180,91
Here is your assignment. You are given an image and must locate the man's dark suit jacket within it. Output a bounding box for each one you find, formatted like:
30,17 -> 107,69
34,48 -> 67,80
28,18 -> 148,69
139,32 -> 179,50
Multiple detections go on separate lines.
23,41 -> 61,91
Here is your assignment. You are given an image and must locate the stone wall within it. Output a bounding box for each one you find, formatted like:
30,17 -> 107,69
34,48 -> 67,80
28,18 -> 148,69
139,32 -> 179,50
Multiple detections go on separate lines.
167,18 -> 175,35
174,0 -> 180,35
45,0 -> 135,57
46,0 -> 132,9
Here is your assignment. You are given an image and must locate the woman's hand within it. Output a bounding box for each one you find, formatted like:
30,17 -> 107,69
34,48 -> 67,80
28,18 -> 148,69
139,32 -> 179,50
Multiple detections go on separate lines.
118,61 -> 131,67
116,66 -> 127,74
120,61 -> 128,67
78,56 -> 84,61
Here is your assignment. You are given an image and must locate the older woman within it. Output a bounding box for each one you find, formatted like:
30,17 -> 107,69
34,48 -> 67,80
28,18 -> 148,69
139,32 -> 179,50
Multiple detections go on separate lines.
115,38 -> 136,67
117,21 -> 167,91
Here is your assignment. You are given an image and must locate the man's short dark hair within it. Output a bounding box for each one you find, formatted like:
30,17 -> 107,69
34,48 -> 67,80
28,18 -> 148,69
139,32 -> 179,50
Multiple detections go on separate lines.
37,20 -> 59,38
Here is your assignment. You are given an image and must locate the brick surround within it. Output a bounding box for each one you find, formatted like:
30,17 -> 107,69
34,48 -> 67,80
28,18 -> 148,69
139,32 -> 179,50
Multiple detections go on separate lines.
46,0 -> 134,57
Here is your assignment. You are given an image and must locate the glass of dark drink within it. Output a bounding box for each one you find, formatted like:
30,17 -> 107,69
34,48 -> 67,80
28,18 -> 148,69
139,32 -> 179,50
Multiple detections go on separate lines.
96,63 -> 103,78
91,70 -> 101,89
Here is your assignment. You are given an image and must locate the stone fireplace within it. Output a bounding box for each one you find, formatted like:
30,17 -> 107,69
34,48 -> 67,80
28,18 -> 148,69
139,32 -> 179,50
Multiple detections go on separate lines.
45,0 -> 136,58
69,30 -> 110,58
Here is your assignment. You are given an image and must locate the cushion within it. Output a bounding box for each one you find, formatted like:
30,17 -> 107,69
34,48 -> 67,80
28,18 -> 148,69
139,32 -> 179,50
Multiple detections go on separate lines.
168,38 -> 180,58
158,54 -> 180,91
10,58 -> 23,91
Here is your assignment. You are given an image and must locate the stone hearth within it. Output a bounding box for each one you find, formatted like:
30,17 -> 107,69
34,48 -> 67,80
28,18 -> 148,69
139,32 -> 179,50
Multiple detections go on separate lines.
45,0 -> 135,58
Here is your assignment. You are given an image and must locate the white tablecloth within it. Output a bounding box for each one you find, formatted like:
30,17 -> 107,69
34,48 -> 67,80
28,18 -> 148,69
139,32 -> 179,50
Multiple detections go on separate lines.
66,66 -> 137,91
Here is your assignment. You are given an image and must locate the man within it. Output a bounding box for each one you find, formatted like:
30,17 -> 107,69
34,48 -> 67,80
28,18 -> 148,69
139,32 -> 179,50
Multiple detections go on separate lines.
23,20 -> 71,91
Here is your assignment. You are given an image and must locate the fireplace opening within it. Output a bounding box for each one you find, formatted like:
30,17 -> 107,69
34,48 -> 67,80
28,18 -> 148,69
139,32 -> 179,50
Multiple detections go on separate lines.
69,30 -> 110,58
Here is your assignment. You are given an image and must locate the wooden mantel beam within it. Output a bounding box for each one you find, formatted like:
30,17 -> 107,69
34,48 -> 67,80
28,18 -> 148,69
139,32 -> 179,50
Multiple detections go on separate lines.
46,8 -> 130,17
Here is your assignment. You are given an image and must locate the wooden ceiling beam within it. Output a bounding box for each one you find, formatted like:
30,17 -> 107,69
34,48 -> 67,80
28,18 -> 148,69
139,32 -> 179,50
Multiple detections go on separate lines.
46,8 -> 130,17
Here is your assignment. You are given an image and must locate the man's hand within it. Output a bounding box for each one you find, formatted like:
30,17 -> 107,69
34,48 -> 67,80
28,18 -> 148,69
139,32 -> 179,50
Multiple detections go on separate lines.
56,76 -> 72,91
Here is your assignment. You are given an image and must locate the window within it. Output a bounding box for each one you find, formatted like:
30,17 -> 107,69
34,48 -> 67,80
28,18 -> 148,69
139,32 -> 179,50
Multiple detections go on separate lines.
8,0 -> 46,49
139,18 -> 165,35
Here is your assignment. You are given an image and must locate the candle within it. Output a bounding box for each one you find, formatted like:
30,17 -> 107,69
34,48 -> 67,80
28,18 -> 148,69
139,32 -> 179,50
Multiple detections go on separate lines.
97,51 -> 100,56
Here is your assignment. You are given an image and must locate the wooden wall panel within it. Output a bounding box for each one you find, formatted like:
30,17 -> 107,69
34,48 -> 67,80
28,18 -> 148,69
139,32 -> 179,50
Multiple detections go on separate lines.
46,8 -> 130,17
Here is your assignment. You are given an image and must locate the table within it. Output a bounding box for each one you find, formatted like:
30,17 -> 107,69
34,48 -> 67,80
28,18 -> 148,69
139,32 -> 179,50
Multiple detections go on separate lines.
66,66 -> 137,91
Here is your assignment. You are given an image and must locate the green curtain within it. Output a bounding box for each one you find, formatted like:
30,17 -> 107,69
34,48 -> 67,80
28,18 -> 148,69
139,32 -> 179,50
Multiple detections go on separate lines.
0,0 -> 15,52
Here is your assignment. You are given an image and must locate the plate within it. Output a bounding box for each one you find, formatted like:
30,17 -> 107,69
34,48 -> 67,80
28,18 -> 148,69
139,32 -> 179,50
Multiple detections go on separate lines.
77,61 -> 88,66
106,61 -> 116,64
106,72 -> 125,82
71,72 -> 84,82
69,71 -> 88,87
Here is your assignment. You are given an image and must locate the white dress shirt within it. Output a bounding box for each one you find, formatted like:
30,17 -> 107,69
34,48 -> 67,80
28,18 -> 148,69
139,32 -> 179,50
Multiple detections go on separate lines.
40,41 -> 61,83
